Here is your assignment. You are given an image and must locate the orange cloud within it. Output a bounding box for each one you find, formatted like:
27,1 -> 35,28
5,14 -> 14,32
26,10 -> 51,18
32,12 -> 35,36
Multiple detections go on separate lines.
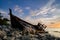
47,22 -> 60,28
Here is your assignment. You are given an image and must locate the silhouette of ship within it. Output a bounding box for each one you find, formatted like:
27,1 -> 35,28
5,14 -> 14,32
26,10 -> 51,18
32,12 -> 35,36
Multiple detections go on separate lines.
9,9 -> 47,33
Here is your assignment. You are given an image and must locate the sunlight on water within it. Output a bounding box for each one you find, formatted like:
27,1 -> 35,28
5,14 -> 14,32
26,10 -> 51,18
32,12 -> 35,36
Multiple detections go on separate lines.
46,27 -> 60,37
49,31 -> 60,37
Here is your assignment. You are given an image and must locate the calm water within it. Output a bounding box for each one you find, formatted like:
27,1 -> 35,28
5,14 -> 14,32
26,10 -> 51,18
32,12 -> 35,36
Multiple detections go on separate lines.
46,27 -> 60,37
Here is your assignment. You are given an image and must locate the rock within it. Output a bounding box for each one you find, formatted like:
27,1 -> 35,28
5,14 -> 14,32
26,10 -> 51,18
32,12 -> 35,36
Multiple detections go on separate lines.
0,30 -> 7,40
0,30 -> 6,38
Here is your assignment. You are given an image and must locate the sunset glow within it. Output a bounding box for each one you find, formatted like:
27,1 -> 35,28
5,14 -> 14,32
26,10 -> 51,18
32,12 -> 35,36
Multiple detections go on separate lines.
0,0 -> 60,28
47,22 -> 60,28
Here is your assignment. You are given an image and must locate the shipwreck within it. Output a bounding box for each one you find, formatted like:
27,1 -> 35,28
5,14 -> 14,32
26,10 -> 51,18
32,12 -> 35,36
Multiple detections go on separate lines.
9,9 -> 47,33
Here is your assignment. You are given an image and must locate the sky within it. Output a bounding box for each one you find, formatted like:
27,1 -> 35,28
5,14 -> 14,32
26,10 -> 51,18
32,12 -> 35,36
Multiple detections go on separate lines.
0,0 -> 60,28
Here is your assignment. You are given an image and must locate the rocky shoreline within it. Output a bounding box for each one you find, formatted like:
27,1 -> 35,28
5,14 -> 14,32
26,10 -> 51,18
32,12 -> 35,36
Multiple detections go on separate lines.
0,26 -> 60,40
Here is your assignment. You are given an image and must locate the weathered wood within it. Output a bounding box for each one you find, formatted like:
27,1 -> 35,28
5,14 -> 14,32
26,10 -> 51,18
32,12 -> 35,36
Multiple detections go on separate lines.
9,9 -> 46,31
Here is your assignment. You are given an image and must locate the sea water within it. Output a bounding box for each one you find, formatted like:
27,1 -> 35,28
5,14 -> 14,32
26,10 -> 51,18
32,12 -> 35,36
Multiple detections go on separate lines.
46,27 -> 60,37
